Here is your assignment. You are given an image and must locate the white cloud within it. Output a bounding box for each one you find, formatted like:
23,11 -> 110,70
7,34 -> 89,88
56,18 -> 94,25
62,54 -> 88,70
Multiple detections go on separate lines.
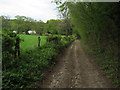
0,0 -> 59,22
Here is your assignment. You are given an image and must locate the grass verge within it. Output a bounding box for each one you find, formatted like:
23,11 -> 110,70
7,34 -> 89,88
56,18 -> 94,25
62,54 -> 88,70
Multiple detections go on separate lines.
81,41 -> 119,88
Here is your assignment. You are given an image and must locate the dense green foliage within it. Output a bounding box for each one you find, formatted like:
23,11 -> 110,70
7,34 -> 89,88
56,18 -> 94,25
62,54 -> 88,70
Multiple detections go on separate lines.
1,15 -> 73,35
45,19 -> 61,34
56,1 -> 119,87
47,35 -> 61,44
2,31 -> 17,54
2,15 -> 45,34
2,33 -> 75,88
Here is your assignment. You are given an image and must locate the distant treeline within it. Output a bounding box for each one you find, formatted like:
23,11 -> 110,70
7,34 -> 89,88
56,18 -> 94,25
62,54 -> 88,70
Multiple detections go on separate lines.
1,15 -> 73,35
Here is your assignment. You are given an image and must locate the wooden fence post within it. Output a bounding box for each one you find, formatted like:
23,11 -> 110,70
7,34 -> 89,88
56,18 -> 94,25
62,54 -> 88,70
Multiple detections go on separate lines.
15,37 -> 20,57
17,38 -> 20,56
15,43 -> 17,58
38,37 -> 40,48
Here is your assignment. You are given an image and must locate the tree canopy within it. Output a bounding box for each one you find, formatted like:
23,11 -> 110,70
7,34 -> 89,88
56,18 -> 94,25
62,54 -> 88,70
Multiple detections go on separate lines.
1,15 -> 73,35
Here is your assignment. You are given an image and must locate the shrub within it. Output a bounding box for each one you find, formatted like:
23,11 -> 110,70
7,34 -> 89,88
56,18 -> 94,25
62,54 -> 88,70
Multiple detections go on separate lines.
2,31 -> 16,54
47,35 -> 61,44
2,35 -> 75,88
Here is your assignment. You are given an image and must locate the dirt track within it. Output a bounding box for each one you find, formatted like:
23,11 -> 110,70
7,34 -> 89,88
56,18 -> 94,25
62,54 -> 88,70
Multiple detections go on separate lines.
40,40 -> 113,88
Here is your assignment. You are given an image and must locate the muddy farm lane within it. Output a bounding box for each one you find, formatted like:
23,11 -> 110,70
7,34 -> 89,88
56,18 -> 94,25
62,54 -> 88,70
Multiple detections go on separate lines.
40,40 -> 113,88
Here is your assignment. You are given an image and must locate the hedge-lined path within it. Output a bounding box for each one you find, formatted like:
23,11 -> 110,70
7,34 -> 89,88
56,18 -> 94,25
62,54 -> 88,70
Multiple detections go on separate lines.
40,40 -> 113,88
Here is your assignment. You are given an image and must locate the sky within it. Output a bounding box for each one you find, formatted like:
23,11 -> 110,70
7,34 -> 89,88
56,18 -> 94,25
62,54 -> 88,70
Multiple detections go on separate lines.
0,0 -> 59,22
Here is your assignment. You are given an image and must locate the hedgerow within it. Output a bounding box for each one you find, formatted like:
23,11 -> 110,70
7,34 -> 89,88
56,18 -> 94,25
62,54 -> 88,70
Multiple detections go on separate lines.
2,34 -> 75,88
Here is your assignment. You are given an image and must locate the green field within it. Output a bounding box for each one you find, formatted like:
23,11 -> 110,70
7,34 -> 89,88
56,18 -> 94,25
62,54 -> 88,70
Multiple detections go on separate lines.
19,34 -> 47,51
